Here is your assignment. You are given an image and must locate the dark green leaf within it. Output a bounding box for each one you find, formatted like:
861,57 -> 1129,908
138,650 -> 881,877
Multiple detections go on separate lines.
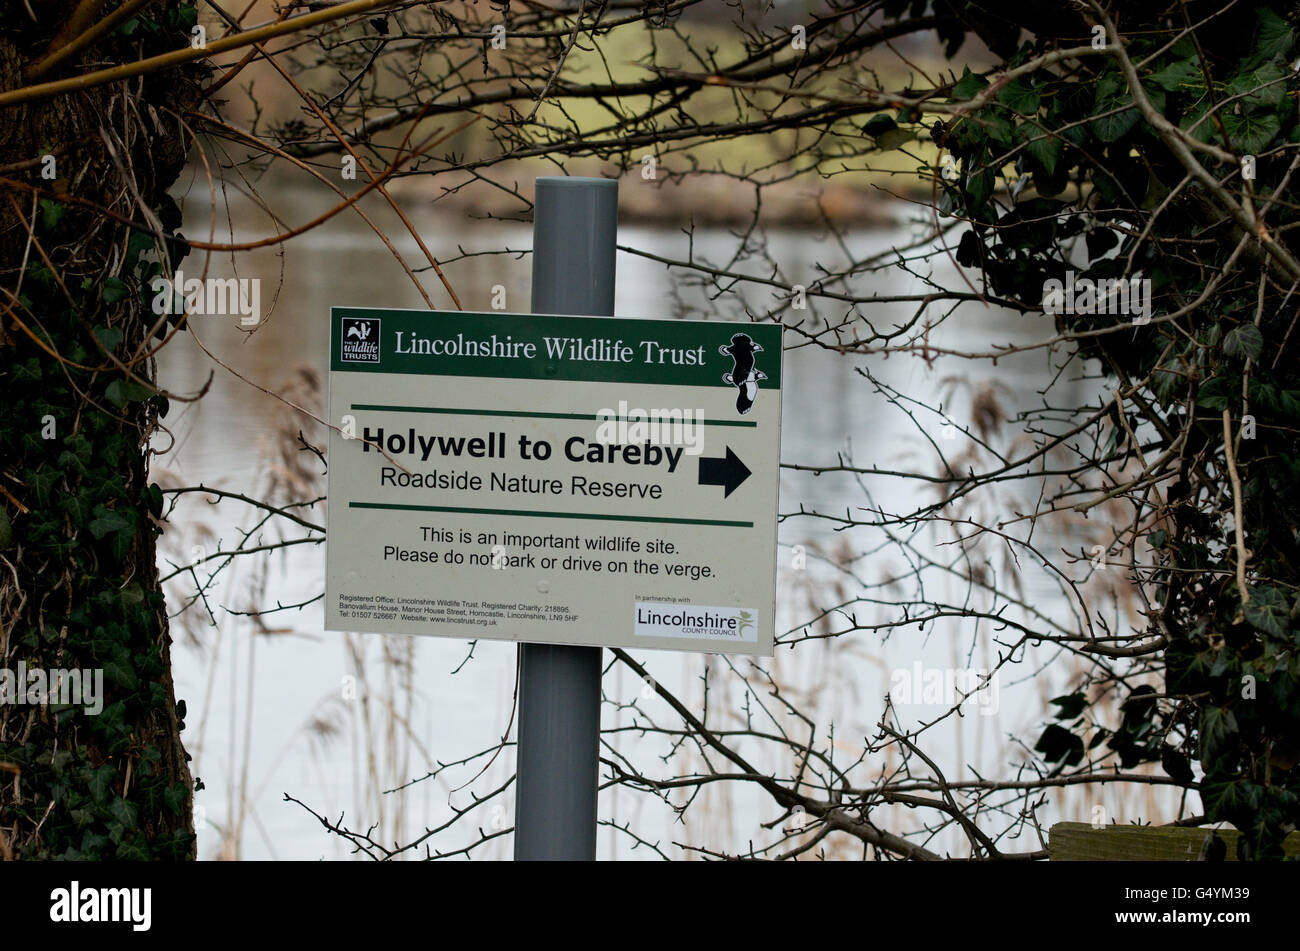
998,77 -> 1040,115
953,66 -> 989,100
1036,723 -> 1085,764
101,277 -> 128,304
93,325 -> 124,353
103,656 -> 138,689
88,510 -> 131,539
1091,73 -> 1140,142
1196,377 -> 1230,411
1086,227 -> 1119,260
38,199 -> 65,231
1223,323 -> 1264,361
1049,692 -> 1088,720
1249,9 -> 1295,65
1161,746 -> 1195,783
1149,59 -> 1201,92
1244,586 -> 1290,639
1015,121 -> 1063,177
1223,110 -> 1282,154
1199,706 -> 1240,766
862,114 -> 898,137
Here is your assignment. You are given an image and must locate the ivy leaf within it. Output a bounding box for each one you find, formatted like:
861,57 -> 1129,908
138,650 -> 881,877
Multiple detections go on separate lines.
162,783 -> 188,815
1248,8 -> 1295,66
1227,62 -> 1286,109
123,230 -> 154,271
93,325 -> 124,353
115,838 -> 150,861
1091,73 -> 1140,142
1149,58 -> 1201,92
88,509 -> 131,539
1120,684 -> 1159,724
1244,586 -> 1290,639
1223,110 -> 1282,154
1161,746 -> 1196,783
1196,376 -> 1230,410
1049,692 -> 1088,720
966,167 -> 994,211
862,114 -> 897,137
1107,731 -> 1151,769
1199,706 -> 1240,767
1179,102 -> 1219,144
88,764 -> 115,804
1016,121 -> 1062,177
38,199 -> 65,231
104,378 -> 155,408
108,798 -> 138,830
1085,227 -> 1119,261
145,483 -> 164,518
953,66 -> 988,100
1209,649 -> 1234,678
1092,105 -> 1139,142
102,277 -> 129,304
955,229 -> 982,268
980,111 -> 1014,148
169,4 -> 198,29
998,77 -> 1040,115
78,831 -> 109,856
862,114 -> 913,150
103,380 -> 126,408
103,655 -> 138,690
1223,323 -> 1263,361
1035,723 -> 1085,765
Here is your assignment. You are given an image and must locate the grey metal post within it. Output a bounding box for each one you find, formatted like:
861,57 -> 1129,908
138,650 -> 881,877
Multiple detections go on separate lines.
514,177 -> 617,860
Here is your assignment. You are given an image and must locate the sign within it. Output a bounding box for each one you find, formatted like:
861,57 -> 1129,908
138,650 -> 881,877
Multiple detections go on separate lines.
325,307 -> 783,656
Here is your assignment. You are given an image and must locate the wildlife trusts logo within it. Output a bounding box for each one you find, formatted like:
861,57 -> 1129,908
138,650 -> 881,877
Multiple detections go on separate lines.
341,316 -> 381,362
719,333 -> 767,415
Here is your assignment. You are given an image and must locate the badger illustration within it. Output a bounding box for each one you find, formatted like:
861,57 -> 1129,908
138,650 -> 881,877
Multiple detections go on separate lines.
719,333 -> 767,415
346,322 -> 371,340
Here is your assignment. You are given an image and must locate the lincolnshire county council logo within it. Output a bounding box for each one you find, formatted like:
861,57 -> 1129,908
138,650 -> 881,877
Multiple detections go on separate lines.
633,603 -> 758,642
340,316 -> 381,363
719,332 -> 767,415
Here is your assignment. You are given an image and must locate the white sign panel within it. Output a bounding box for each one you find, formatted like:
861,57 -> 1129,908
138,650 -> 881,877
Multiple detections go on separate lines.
325,308 -> 783,655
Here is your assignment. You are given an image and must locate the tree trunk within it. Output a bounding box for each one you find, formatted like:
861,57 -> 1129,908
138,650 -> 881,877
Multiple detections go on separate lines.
0,1 -> 197,860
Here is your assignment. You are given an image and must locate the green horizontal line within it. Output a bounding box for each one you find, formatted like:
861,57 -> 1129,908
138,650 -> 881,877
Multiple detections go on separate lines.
349,501 -> 752,528
350,404 -> 756,427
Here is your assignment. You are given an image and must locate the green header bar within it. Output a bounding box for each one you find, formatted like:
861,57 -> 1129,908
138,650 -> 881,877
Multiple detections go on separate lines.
330,307 -> 782,389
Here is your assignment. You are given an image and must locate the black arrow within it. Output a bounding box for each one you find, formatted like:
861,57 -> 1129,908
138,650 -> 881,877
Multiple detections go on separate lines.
698,447 -> 751,498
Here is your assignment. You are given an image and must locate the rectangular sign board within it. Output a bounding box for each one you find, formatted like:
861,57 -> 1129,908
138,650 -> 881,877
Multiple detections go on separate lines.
325,307 -> 783,656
